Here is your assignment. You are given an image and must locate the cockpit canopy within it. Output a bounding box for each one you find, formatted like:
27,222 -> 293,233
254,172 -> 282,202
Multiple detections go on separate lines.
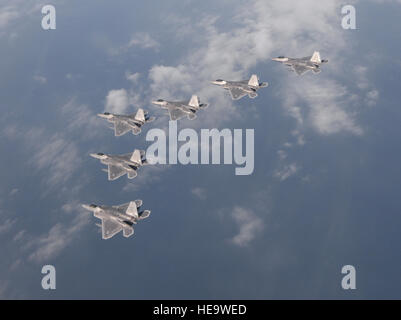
103,112 -> 110,115
97,153 -> 105,156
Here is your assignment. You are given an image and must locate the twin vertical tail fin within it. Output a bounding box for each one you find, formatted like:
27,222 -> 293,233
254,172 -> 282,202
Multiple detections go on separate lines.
248,74 -> 260,87
126,201 -> 139,219
130,149 -> 142,165
188,95 -> 200,108
134,108 -> 146,122
310,51 -> 322,64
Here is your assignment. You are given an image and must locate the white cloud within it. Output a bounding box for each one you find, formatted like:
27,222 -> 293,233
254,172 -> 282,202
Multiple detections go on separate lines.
0,6 -> 18,29
33,75 -> 47,84
105,89 -> 130,114
123,165 -> 169,193
354,65 -> 380,107
0,218 -> 16,235
128,32 -> 159,50
28,203 -> 90,263
230,207 -> 263,247
9,188 -> 18,196
191,187 -> 206,200
13,230 -> 25,242
125,71 -> 141,84
61,98 -> 103,138
32,133 -> 81,187
144,0 -> 367,131
366,89 -> 379,106
275,163 -> 299,181
282,78 -> 363,136
65,73 -> 82,80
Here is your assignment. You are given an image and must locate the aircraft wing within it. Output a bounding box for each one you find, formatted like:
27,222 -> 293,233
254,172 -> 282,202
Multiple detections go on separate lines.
108,165 -> 126,181
101,218 -> 123,239
114,121 -> 132,137
229,87 -> 247,100
167,106 -> 187,121
292,65 -> 309,76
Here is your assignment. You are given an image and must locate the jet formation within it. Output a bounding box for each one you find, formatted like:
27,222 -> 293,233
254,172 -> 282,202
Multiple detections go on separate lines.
90,149 -> 147,181
98,108 -> 155,136
151,95 -> 208,121
272,51 -> 328,76
82,200 -> 150,239
211,74 -> 268,101
85,50 -> 328,239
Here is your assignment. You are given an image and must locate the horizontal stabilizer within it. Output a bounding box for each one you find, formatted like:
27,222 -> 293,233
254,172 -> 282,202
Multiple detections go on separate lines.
123,226 -> 134,238
132,126 -> 141,135
127,170 -> 137,179
312,68 -> 321,74
139,210 -> 151,220
146,116 -> 156,123
187,112 -> 197,120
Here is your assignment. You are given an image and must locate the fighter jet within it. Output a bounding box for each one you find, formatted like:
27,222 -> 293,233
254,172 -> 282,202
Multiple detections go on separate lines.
151,95 -> 208,121
90,149 -> 148,181
272,51 -> 329,76
82,200 -> 151,239
98,108 -> 155,137
211,74 -> 268,101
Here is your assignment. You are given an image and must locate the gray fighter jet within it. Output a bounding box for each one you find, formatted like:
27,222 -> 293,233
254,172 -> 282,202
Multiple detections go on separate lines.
211,74 -> 268,100
151,95 -> 208,121
90,149 -> 147,181
98,108 -> 155,137
82,200 -> 151,239
272,51 -> 328,76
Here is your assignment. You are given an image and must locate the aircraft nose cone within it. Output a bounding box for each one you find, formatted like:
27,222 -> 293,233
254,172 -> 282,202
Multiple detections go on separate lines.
82,204 -> 92,211
90,153 -> 104,159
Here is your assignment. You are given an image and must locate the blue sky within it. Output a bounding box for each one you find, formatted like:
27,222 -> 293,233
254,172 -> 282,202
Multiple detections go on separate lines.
0,0 -> 400,299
